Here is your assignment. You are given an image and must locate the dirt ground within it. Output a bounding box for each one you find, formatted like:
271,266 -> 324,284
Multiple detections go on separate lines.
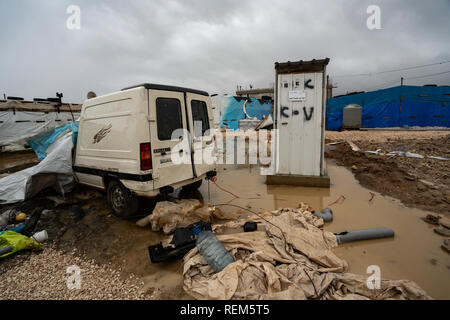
325,130 -> 450,215
0,129 -> 449,299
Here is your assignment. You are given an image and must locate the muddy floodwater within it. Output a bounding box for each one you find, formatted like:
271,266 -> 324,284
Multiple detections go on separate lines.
195,162 -> 450,299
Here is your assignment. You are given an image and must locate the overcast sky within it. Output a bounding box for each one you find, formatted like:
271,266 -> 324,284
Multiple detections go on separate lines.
0,0 -> 449,103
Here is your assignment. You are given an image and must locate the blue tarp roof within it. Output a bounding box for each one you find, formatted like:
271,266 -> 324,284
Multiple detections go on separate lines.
326,85 -> 450,130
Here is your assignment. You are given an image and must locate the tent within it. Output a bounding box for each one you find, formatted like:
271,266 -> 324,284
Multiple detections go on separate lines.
326,85 -> 450,130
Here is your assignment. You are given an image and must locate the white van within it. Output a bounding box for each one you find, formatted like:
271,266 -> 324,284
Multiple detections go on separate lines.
73,84 -> 217,217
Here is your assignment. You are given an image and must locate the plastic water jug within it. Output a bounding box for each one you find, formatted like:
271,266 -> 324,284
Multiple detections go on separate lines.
196,230 -> 234,273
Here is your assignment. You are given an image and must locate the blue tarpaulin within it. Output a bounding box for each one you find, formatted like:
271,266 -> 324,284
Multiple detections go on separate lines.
220,96 -> 272,131
326,85 -> 450,130
28,122 -> 79,160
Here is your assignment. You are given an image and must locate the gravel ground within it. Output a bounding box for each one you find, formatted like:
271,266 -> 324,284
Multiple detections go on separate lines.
0,246 -> 151,300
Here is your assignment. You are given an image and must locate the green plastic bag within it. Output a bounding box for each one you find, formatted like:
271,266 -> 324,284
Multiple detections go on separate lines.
0,231 -> 41,258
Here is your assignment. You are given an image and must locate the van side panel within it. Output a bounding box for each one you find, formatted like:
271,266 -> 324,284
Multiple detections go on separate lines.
74,87 -> 152,190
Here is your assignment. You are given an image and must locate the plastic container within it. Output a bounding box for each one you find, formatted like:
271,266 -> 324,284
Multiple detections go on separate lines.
31,230 -> 48,243
196,231 -> 234,273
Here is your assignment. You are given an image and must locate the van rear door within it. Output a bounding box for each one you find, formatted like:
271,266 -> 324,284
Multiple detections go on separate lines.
186,93 -> 215,178
148,90 -> 194,189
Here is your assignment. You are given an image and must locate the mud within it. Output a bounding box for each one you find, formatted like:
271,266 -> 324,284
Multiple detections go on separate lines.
206,163 -> 450,299
325,134 -> 450,215
1,150 -> 449,299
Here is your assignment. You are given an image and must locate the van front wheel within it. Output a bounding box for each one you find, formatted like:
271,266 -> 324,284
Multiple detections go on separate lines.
107,180 -> 139,218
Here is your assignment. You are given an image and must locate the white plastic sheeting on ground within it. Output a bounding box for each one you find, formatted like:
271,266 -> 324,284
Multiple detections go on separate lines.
0,130 -> 75,204
183,205 -> 431,300
0,110 -> 79,146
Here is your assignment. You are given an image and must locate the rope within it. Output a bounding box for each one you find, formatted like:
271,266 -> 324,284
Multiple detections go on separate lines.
209,176 -> 240,199
326,195 -> 346,207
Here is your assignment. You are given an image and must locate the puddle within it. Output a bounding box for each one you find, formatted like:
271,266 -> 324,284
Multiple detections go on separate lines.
196,162 -> 450,299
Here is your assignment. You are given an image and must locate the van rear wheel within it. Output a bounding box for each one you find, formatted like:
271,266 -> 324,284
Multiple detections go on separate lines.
182,179 -> 203,191
107,180 -> 139,218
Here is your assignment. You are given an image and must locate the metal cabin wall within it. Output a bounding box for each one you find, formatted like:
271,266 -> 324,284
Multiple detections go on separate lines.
275,71 -> 325,176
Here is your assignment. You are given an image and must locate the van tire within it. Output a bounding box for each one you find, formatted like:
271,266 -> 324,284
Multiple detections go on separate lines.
182,179 -> 203,191
106,180 -> 139,218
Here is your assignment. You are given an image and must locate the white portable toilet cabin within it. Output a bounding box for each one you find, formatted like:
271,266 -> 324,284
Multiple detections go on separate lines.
266,58 -> 330,187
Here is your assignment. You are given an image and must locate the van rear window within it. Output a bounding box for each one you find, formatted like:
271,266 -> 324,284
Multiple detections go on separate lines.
156,98 -> 183,141
191,100 -> 210,136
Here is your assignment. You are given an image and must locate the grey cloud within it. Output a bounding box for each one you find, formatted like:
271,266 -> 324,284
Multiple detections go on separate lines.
0,0 -> 449,103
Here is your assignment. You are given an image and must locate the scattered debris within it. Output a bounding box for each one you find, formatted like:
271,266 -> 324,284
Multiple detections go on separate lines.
196,230 -> 235,273
136,199 -> 203,233
312,207 -> 333,222
0,231 -> 41,258
183,207 -> 429,300
243,221 -> 258,232
347,141 -> 360,152
334,228 -> 395,244
149,221 -> 212,263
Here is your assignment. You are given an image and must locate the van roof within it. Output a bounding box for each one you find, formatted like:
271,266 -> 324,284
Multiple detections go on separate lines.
121,83 -> 209,97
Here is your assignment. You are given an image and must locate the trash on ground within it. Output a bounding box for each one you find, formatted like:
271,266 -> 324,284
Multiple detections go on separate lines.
243,221 -> 257,232
137,200 -> 221,234
361,148 -> 450,161
183,206 -> 428,300
0,230 -> 41,258
149,221 -> 211,263
196,229 -> 234,273
347,141 -> 360,152
31,230 -> 48,243
312,207 -> 333,222
334,228 -> 395,244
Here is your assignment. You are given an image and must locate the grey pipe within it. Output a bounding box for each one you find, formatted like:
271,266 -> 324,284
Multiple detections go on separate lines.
335,228 -> 394,244
313,208 -> 333,222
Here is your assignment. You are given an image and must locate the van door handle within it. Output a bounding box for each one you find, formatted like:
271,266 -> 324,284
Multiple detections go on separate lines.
179,149 -> 183,153
206,140 -> 212,145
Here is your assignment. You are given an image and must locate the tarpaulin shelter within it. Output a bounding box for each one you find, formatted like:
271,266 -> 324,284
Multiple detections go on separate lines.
326,85 -> 450,130
0,123 -> 79,204
219,96 -> 272,131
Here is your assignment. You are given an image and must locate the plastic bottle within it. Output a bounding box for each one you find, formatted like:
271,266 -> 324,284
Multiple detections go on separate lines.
196,230 -> 234,273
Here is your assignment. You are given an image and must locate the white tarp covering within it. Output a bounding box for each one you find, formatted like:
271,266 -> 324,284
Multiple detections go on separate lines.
0,130 -> 75,204
0,110 -> 79,146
